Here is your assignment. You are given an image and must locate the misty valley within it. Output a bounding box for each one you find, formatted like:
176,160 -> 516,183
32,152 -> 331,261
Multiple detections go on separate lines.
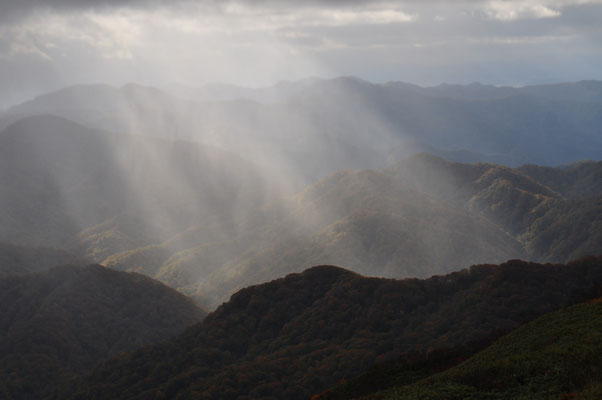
0,77 -> 601,400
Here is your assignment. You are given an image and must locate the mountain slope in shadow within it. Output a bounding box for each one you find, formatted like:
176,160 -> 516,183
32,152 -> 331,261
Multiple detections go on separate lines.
59,256 -> 602,400
0,264 -> 205,399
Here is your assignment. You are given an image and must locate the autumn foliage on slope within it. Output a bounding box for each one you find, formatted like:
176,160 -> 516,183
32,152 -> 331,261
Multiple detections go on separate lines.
62,256 -> 602,400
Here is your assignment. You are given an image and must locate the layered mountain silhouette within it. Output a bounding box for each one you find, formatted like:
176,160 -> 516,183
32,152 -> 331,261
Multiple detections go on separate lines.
5,78 -> 602,177
106,154 -> 601,307
56,257 -> 602,400
1,77 -> 600,400
0,80 -> 600,309
0,115 -> 272,250
0,113 -> 600,308
0,264 -> 205,399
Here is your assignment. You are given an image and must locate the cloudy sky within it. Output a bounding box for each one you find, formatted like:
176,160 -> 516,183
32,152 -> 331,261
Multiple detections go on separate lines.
1,0 -> 601,108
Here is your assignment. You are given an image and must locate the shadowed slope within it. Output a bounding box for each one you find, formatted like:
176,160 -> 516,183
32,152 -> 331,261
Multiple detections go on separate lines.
341,298 -> 602,400
60,257 -> 602,400
0,265 -> 205,399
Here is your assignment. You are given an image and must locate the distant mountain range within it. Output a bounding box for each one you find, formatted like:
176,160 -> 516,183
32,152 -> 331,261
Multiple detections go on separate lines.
170,78 -> 602,104
104,154 -> 602,308
1,77 -> 600,400
3,78 -> 601,179
0,264 -> 205,399
56,257 -> 602,400
0,114 -> 599,308
0,115 -> 273,250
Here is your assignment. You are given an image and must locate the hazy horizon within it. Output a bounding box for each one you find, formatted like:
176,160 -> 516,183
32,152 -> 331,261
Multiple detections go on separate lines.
3,75 -> 602,112
2,0 -> 602,109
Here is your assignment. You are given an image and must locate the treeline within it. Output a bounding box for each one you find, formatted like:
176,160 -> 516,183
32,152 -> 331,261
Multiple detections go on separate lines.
59,256 -> 602,400
322,299 -> 602,399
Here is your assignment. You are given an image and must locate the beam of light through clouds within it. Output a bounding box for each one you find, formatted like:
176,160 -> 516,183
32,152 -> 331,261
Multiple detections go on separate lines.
0,0 -> 601,108
0,1 -> 601,307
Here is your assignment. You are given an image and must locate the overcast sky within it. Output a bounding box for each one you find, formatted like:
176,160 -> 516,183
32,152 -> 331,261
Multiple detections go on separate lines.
1,0 -> 601,108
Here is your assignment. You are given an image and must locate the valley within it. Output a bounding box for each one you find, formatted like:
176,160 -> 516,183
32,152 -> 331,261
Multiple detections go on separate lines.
0,78 -> 600,400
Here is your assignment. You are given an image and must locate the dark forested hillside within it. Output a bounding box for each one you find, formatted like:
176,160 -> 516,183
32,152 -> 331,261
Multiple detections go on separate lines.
59,257 -> 602,400
0,265 -> 205,399
323,296 -> 602,400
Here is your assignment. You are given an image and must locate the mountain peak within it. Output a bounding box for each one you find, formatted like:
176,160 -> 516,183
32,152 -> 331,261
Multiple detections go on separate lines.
300,264 -> 359,279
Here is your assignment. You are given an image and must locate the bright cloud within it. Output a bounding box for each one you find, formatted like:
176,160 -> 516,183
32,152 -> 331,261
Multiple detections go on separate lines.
483,1 -> 562,20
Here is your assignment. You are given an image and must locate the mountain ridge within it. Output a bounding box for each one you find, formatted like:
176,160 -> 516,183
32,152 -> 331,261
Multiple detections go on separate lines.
108,153 -> 600,308
58,256 -> 602,400
0,264 -> 206,399
4,78 -> 601,171
323,297 -> 602,399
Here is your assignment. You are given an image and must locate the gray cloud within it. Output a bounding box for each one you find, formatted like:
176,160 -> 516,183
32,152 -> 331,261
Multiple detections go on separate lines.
0,0 -> 581,19
1,0 -> 160,15
0,0 -> 601,109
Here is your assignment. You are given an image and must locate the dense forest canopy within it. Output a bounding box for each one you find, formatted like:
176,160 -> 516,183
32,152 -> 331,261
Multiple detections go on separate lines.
321,298 -> 602,399
0,265 -> 205,399
56,257 -> 602,400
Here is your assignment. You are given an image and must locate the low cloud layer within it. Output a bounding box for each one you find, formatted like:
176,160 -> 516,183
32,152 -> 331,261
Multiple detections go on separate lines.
1,0 -> 601,108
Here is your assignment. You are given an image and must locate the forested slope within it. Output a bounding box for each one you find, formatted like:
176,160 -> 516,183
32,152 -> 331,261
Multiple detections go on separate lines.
0,265 -> 205,399
60,257 -> 602,400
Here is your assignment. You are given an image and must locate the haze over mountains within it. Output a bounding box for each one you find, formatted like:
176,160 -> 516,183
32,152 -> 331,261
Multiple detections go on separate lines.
141,154 -> 601,307
0,115 -> 272,248
1,78 -> 601,309
1,116 -> 600,307
0,242 -> 87,276
2,0 -> 602,397
0,76 -> 600,399
5,78 -> 602,176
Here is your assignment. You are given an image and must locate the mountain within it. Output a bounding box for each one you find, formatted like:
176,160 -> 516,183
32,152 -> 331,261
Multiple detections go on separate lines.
518,160 -> 602,200
105,154 -> 601,308
165,78 -> 321,103
6,84 -> 189,139
105,164 -> 525,307
0,115 -> 272,251
5,78 -> 602,177
416,82 -> 519,101
0,242 -> 87,276
322,295 -> 602,399
388,154 -> 602,258
58,257 -> 602,400
1,112 -> 599,309
0,264 -> 205,399
289,77 -> 602,166
4,82 -> 389,183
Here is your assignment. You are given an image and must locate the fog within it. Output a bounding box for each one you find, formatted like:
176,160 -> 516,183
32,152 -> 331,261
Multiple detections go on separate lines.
4,75 -> 600,308
1,0 -> 601,308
